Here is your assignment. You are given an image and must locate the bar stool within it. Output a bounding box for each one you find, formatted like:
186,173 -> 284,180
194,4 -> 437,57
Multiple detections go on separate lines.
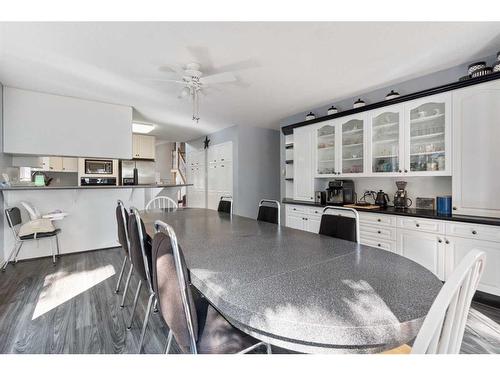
257,199 -> 280,225
145,196 -> 178,211
217,195 -> 233,214
2,207 -> 61,271
152,220 -> 272,354
319,206 -> 360,243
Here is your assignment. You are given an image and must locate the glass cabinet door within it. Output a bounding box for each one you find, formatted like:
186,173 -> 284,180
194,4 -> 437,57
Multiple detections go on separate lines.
341,117 -> 365,174
407,95 -> 449,173
371,109 -> 402,174
316,124 -> 336,175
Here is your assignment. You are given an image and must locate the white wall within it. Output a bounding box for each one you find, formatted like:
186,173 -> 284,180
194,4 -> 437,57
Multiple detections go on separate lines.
3,87 -> 133,159
155,142 -> 174,183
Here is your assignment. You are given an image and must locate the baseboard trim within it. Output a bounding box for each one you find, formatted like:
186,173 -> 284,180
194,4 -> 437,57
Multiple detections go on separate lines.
474,290 -> 500,308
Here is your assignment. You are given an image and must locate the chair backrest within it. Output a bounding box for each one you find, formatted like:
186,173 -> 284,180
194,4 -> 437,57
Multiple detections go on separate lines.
20,201 -> 41,221
217,195 -> 233,214
153,220 -> 199,353
319,206 -> 360,243
145,196 -> 178,211
116,200 -> 130,255
5,207 -> 22,240
411,249 -> 486,354
257,199 -> 280,225
128,207 -> 153,292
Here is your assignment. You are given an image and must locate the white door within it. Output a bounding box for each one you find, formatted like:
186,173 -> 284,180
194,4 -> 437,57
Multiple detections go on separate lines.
339,114 -> 367,176
48,157 -> 63,172
207,163 -> 217,192
446,236 -> 500,296
397,229 -> 445,279
404,93 -> 452,176
62,157 -> 78,172
132,135 -> 141,158
306,216 -> 321,234
452,80 -> 500,217
293,126 -> 314,201
314,122 -> 339,177
368,104 -> 405,176
139,135 -> 155,159
287,213 -> 305,230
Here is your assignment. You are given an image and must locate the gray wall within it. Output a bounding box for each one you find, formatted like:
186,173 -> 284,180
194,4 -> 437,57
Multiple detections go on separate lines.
0,83 -> 8,263
279,53 -> 498,203
187,125 -> 280,219
155,141 -> 174,183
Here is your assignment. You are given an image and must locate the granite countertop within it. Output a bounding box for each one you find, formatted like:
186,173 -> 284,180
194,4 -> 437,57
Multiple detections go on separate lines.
282,198 -> 500,227
0,183 -> 192,191
141,208 -> 442,353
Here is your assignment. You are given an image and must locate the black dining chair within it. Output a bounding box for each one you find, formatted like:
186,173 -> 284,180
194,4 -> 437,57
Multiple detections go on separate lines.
152,220 -> 272,354
217,195 -> 233,214
319,206 -> 360,243
2,207 -> 61,271
257,199 -> 280,225
115,200 -> 132,298
127,207 -> 157,353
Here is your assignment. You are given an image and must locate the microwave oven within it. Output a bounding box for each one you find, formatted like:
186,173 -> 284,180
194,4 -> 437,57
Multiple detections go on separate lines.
84,159 -> 114,175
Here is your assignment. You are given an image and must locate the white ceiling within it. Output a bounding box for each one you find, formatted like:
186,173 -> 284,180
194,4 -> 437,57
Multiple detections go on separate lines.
1,22 -> 500,141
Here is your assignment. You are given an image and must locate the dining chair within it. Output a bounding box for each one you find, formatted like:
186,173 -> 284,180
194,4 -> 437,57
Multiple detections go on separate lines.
145,196 -> 178,211
2,207 -> 61,271
217,195 -> 233,214
319,206 -> 360,243
115,200 -> 132,298
128,207 -> 157,353
384,249 -> 486,354
152,220 -> 272,354
257,199 -> 280,225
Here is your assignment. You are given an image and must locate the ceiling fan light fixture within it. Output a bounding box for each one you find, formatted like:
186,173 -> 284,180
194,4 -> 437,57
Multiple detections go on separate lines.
133,122 -> 155,134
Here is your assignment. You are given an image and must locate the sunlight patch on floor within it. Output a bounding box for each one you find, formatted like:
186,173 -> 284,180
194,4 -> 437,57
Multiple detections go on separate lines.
32,264 -> 115,320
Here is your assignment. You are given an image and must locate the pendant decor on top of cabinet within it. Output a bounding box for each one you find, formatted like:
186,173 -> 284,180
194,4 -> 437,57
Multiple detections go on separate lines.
353,98 -> 365,108
305,112 -> 316,121
385,90 -> 400,100
327,106 -> 338,115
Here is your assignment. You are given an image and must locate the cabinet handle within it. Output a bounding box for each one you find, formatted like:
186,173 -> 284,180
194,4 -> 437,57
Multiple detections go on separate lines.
293,208 -> 296,211
416,223 -> 420,227
304,218 -> 308,221
398,170 -> 402,173
438,239 -> 442,243
315,211 -> 319,214
472,230 -> 477,235
221,158 -> 224,161
404,169 -> 408,173
377,244 -> 381,247
377,230 -> 381,234
452,206 -> 457,211
445,240 -> 450,244
377,218 -> 381,222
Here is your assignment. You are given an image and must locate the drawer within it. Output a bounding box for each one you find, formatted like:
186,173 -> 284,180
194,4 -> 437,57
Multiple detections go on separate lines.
360,223 -> 396,241
307,207 -> 323,217
397,217 -> 445,234
358,212 -> 396,227
360,237 -> 397,253
286,204 -> 308,214
446,222 -> 500,243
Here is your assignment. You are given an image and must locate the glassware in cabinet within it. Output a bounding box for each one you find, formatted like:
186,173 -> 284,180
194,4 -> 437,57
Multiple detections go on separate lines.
341,118 -> 364,174
316,124 -> 336,175
371,110 -> 401,173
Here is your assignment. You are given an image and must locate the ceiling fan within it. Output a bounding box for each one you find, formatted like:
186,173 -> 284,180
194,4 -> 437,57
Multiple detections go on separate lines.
147,62 -> 238,123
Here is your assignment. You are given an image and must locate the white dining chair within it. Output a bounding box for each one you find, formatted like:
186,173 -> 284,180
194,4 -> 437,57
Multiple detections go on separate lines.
385,249 -> 486,354
145,196 -> 178,211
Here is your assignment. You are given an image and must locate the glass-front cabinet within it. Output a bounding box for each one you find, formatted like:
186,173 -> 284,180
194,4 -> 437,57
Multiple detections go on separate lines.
404,93 -> 451,175
369,105 -> 404,175
315,123 -> 337,176
340,114 -> 366,175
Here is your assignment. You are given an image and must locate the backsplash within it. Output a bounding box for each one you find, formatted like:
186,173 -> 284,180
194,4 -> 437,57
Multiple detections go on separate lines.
315,176 -> 452,208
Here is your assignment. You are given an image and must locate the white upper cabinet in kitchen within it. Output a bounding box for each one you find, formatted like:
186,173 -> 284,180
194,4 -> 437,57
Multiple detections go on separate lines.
293,126 -> 314,201
339,113 -> 368,176
452,79 -> 500,217
368,104 -> 405,176
314,122 -> 338,177
132,134 -> 155,160
403,93 -> 452,176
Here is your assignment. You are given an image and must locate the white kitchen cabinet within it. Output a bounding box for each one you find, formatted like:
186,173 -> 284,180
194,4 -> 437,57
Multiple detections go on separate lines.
132,134 -> 155,159
12,156 -> 49,170
208,142 -> 232,163
314,122 -> 339,177
62,157 -> 78,172
48,157 -> 63,172
368,104 -> 405,176
446,236 -> 500,296
339,113 -> 368,176
397,229 -> 445,279
293,126 -> 314,201
306,215 -> 321,233
403,93 -> 452,176
286,213 -> 306,230
452,79 -> 500,217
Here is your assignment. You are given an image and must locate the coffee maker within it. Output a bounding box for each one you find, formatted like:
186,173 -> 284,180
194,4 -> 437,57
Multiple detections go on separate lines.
394,181 -> 412,209
326,180 -> 355,205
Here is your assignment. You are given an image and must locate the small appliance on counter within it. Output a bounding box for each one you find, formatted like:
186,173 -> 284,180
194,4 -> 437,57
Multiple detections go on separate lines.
374,190 -> 390,207
394,180 -> 412,209
80,177 -> 117,186
315,191 -> 326,205
436,196 -> 452,216
326,180 -> 355,205
78,158 -> 119,186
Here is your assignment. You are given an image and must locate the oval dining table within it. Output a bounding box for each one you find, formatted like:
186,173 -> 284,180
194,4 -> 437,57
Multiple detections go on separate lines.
140,207 -> 442,354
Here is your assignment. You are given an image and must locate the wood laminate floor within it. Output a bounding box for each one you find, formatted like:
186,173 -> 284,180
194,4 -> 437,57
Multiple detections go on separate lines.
0,248 -> 499,354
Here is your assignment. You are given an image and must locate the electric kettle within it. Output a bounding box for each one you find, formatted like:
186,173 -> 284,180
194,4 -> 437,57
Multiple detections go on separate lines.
375,190 -> 390,207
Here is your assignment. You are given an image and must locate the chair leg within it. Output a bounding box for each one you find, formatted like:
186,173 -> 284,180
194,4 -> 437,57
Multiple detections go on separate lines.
115,257 -> 127,294
55,234 -> 61,258
127,280 -> 142,330
2,242 -> 20,271
164,330 -> 173,354
14,242 -> 24,263
266,343 -> 272,354
153,298 -> 159,313
120,264 -> 133,308
50,237 -> 56,265
138,293 -> 154,354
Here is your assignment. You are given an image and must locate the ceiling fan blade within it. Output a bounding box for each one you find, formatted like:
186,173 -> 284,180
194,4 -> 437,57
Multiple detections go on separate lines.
144,78 -> 186,85
186,46 -> 214,72
200,72 -> 237,85
158,64 -> 185,76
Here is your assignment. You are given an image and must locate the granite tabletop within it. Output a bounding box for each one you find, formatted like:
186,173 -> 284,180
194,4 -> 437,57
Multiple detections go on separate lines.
0,183 -> 192,191
282,198 -> 500,227
141,208 -> 442,353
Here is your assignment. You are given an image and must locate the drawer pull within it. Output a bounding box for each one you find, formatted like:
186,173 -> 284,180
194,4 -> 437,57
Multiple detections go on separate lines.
416,223 -> 420,227
377,230 -> 381,234
472,230 -> 477,235
445,240 -> 450,244
293,208 -> 296,211
377,218 -> 381,222
438,239 -> 442,243
377,244 -> 381,247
